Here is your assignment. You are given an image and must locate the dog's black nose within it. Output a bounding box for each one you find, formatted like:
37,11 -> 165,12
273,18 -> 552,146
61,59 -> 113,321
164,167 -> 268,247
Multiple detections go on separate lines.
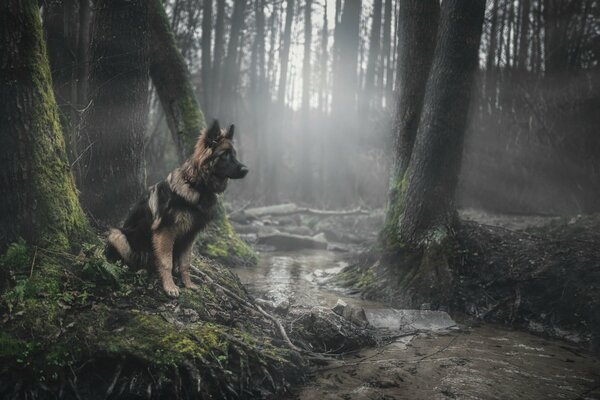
239,166 -> 249,178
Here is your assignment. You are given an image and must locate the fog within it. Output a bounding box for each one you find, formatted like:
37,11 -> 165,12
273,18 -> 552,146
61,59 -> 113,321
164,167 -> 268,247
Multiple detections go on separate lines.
141,0 -> 599,214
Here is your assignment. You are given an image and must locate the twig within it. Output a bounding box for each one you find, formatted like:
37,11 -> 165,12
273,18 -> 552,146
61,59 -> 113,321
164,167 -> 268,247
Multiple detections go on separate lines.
29,246 -> 38,278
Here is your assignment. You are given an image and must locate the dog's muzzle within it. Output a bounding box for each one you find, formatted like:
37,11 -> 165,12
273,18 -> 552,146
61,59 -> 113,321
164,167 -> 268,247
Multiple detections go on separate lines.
228,164 -> 248,179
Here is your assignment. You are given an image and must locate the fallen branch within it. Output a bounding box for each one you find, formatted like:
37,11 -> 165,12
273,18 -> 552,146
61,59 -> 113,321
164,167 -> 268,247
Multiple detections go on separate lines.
233,203 -> 370,221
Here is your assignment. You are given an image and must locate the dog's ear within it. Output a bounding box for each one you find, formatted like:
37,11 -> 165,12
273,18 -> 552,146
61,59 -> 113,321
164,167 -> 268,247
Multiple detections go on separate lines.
205,120 -> 221,148
225,124 -> 235,140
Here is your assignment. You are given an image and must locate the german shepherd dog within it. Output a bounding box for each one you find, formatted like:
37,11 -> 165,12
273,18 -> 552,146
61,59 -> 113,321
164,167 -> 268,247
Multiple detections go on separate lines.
106,120 -> 248,297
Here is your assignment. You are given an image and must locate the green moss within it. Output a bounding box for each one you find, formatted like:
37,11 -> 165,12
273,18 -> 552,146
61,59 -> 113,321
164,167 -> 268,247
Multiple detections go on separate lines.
21,0 -> 92,250
0,240 -> 298,396
178,94 -> 205,154
381,170 -> 410,249
197,200 -> 258,266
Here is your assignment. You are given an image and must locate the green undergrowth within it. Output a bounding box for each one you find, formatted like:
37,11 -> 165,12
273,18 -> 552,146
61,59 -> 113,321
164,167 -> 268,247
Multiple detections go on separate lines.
197,200 -> 258,267
0,240 -> 300,399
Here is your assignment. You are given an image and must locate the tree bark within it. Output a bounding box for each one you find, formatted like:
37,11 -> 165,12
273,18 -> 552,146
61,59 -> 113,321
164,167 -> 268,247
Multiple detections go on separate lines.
364,0 -> 382,111
148,0 -> 205,161
318,0 -> 329,113
43,0 -> 79,163
0,0 -> 89,250
398,0 -> 485,244
80,0 -> 149,225
381,0 -> 393,105
382,0 -> 439,240
278,0 -> 295,105
329,0 -> 361,204
77,0 -> 90,108
301,0 -> 312,112
331,0 -> 361,118
211,0 -> 226,118
219,0 -> 248,120
148,0 -> 256,266
201,0 -> 213,115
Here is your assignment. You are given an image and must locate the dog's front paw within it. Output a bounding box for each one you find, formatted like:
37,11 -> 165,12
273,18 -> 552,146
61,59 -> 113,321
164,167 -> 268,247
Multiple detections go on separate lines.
162,281 -> 180,298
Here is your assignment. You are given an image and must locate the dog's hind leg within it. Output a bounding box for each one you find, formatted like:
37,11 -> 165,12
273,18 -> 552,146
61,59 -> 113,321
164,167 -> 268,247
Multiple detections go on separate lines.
107,229 -> 133,264
177,239 -> 198,290
152,229 -> 180,298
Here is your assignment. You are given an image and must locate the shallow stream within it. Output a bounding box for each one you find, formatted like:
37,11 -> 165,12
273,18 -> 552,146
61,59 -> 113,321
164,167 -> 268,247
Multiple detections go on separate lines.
236,249 -> 600,400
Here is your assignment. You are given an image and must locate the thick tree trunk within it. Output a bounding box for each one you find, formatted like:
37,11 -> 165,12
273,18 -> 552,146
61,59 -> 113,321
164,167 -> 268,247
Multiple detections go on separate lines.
0,0 -> 89,250
382,0 -> 439,241
80,0 -> 149,225
398,0 -> 485,244
43,0 -> 79,163
329,0 -> 361,205
299,0 -> 313,201
148,0 -> 256,266
149,0 -> 205,161
77,0 -> 90,108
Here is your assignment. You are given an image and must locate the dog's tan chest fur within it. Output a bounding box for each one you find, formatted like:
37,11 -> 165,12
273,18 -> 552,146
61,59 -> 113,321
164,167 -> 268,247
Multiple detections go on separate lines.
173,209 -> 196,236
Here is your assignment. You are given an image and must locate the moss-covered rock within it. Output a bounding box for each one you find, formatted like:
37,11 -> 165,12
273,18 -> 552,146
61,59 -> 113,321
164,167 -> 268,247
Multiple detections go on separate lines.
197,200 -> 258,267
0,242 -> 301,399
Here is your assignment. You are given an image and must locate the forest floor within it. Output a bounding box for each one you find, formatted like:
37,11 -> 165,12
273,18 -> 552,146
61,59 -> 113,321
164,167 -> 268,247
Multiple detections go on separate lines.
232,207 -> 600,399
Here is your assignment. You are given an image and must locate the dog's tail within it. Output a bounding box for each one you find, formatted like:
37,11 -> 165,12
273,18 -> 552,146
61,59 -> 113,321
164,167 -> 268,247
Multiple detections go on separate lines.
106,228 -> 132,264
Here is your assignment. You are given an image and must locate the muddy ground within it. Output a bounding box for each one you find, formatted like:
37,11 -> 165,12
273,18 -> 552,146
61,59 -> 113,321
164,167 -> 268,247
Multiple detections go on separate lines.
288,322 -> 600,400
232,206 -> 600,400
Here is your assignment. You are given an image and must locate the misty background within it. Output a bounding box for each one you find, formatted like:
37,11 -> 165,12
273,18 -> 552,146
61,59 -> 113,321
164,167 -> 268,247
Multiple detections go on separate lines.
54,0 -> 600,214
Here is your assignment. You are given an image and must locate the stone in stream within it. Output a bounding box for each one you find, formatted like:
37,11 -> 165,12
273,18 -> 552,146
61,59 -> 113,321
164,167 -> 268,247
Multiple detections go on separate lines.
332,299 -> 369,328
364,309 -> 457,332
332,299 -> 457,332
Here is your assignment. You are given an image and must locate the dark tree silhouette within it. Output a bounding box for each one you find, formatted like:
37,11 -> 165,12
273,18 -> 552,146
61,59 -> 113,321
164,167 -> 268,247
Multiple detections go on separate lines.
383,0 -> 439,241
80,0 -> 149,224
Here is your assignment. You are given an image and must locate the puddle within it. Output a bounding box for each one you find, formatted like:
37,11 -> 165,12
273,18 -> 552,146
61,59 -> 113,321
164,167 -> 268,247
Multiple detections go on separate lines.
235,249 -> 382,309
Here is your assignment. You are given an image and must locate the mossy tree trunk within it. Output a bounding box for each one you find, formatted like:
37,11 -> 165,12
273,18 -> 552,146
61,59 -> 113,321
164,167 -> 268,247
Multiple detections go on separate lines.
398,0 -> 485,244
0,0 -> 90,251
382,0 -> 439,245
80,0 -> 149,225
374,0 -> 485,308
148,0 -> 204,162
148,0 -> 257,266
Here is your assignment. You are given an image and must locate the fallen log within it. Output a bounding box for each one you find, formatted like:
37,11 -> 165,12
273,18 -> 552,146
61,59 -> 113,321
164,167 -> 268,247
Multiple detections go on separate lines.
256,232 -> 328,251
230,203 -> 370,222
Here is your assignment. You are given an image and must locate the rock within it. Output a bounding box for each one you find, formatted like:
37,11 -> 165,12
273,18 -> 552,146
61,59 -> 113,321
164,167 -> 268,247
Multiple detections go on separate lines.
256,232 -> 328,251
272,297 -> 290,314
331,299 -> 369,328
364,309 -> 457,332
255,298 -> 275,310
332,299 -> 347,316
